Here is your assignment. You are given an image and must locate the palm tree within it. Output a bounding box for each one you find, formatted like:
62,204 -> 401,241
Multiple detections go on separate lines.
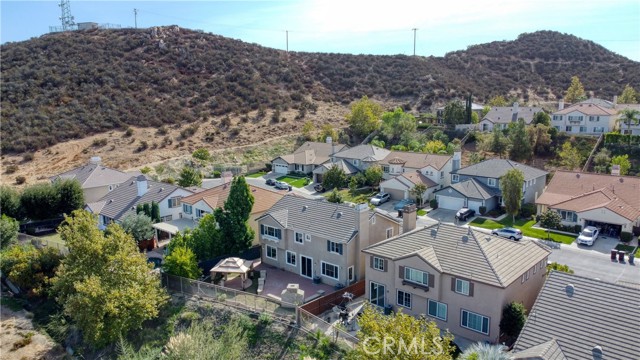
460,342 -> 510,360
617,109 -> 640,148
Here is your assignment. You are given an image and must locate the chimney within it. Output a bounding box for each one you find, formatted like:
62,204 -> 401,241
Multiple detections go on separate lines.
402,204 -> 417,234
611,164 -> 621,176
613,95 -> 618,105
136,175 -> 148,197
513,102 -> 519,113
558,99 -> 565,110
90,156 -> 101,165
452,151 -> 461,172
355,203 -> 371,279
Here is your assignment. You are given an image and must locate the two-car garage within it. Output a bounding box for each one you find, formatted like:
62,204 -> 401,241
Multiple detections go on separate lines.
436,195 -> 465,211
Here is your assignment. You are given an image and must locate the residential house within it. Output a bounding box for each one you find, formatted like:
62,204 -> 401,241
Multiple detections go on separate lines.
511,271 -> 639,360
85,175 -> 193,230
256,196 -> 401,287
436,102 -> 485,122
615,104 -> 640,135
51,157 -> 134,203
271,140 -> 348,176
551,101 -> 617,134
179,181 -> 287,244
478,103 -> 543,132
312,144 -> 390,184
535,171 -> 640,237
378,151 -> 458,201
434,159 -> 548,213
362,223 -> 550,343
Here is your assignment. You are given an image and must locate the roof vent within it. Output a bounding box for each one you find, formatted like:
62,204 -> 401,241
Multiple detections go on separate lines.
302,205 -> 309,211
565,283 -> 575,297
461,235 -> 469,243
592,345 -> 603,359
576,173 -> 581,179
336,212 -> 343,219
430,229 -> 437,237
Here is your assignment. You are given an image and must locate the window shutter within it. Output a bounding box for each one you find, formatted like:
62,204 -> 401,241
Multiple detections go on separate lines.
327,240 -> 330,252
339,244 -> 343,255
451,278 -> 456,291
428,274 -> 435,287
399,266 -> 405,279
260,224 -> 264,235
369,256 -> 374,269
469,282 -> 474,297
383,259 -> 388,272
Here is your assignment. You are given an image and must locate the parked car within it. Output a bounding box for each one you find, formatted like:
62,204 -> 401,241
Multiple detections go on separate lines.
491,227 -> 523,240
314,184 -> 326,193
266,178 -> 276,186
370,192 -> 391,206
455,208 -> 476,221
393,198 -> 416,211
275,181 -> 291,190
576,226 -> 599,246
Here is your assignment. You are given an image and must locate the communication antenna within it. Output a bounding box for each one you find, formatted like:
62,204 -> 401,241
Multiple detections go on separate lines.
134,8 -> 138,29
58,0 -> 76,31
412,28 -> 418,56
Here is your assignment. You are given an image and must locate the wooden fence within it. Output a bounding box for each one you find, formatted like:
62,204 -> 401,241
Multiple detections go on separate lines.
300,280 -> 366,316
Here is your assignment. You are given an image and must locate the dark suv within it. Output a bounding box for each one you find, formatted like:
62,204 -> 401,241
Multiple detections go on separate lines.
455,208 -> 476,221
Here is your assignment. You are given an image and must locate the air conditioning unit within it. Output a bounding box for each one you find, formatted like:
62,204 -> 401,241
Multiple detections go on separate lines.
305,234 -> 311,241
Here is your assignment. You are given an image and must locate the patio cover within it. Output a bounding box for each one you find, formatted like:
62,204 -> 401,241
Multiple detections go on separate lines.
210,257 -> 254,274
152,218 -> 198,236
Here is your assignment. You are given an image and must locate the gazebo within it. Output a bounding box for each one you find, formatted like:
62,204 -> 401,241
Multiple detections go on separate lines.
210,257 -> 254,290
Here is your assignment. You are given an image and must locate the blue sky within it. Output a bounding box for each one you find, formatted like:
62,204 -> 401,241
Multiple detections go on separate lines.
2,0 -> 639,61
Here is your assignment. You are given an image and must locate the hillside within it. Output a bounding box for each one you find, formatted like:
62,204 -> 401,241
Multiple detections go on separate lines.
1,27 -> 639,154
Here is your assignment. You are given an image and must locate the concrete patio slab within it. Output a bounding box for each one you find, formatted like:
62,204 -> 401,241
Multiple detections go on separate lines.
254,263 -> 334,302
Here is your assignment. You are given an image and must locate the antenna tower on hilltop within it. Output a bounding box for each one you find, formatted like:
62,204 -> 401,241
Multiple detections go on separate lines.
58,0 -> 76,31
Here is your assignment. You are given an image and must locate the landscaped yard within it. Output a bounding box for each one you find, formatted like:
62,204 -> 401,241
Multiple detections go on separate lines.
470,217 -> 577,244
276,175 -> 310,188
245,171 -> 267,178
615,243 -> 638,254
417,209 -> 428,216
324,188 -> 377,204
38,232 -> 66,247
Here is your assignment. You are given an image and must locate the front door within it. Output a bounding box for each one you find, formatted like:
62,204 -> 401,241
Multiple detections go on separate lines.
301,256 -> 313,278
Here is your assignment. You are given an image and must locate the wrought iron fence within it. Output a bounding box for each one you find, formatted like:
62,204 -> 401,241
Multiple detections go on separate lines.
297,307 -> 359,349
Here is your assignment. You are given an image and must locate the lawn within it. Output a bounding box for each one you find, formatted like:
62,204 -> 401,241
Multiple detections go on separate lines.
245,171 -> 267,178
275,175 -> 309,188
38,233 -> 66,247
470,217 -> 576,244
615,244 -> 637,254
417,209 -> 428,216
324,189 -> 377,204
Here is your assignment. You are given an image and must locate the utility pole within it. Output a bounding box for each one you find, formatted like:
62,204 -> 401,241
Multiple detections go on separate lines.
286,30 -> 289,53
134,8 -> 138,29
412,28 -> 418,56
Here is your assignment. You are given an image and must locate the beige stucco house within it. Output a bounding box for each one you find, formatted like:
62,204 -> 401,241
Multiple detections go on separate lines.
256,196 -> 402,287
362,223 -> 550,343
271,140 -> 348,176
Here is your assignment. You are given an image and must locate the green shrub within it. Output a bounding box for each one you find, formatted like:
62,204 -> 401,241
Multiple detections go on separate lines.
22,153 -> 34,162
573,225 -> 582,234
265,163 -> 272,171
540,210 -> 561,229
430,199 -> 438,209
124,127 -> 134,137
620,232 -> 632,242
519,203 -> 536,219
479,206 -> 487,215
212,171 -> 221,178
15,176 -> 26,185
5,164 -> 18,174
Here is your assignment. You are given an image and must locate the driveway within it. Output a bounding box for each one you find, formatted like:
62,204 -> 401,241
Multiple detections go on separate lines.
425,208 -> 478,225
568,234 -> 620,254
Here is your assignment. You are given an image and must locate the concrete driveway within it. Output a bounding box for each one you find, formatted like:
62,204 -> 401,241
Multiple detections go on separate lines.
425,209 -> 478,225
570,234 -> 619,255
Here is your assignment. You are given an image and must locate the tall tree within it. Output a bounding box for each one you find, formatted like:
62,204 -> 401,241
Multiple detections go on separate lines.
465,93 -> 473,124
508,119 -> 532,162
346,96 -> 383,138
0,244 -> 62,296
564,76 -> 587,104
190,213 -> 223,260
53,179 -> 85,215
619,84 -> 638,104
151,201 -> 161,223
317,124 -> 339,143
351,302 -> 455,360
301,121 -> 315,140
364,165 -> 383,187
120,213 -> 154,243
490,128 -> 509,158
51,210 -> 168,347
593,148 -> 611,173
380,108 -> 417,145
500,169 -> 525,222
532,111 -> 551,126
322,165 -> 347,190
163,246 -> 201,279
617,109 -> 640,148
500,302 -> 527,345
215,176 -> 255,255
442,100 -> 466,125
423,140 -> 447,154
487,95 -> 508,107
409,183 -> 428,207
20,183 -> 60,220
0,215 -> 19,249
0,186 -> 21,219
611,155 -> 631,175
527,124 -> 552,156
178,166 -> 203,187
557,142 -> 583,170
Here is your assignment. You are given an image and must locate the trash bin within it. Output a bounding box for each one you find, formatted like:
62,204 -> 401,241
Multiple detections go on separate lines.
618,250 -> 625,262
312,276 -> 321,284
384,304 -> 393,315
611,249 -> 618,260
629,253 -> 635,265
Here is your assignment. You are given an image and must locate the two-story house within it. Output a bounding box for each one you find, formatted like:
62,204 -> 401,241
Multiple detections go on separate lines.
535,171 -> 640,238
433,159 -> 548,213
478,103 -> 543,132
256,195 -> 402,287
85,175 -> 193,230
378,151 -> 458,201
51,157 -> 135,203
312,144 -> 391,184
179,181 -> 286,244
615,104 -> 640,135
363,223 -> 551,343
271,139 -> 348,176
551,101 -> 617,134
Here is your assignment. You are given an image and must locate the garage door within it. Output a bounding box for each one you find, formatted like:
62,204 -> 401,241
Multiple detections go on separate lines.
437,195 -> 465,210
467,200 -> 483,213
273,163 -> 288,174
382,187 -> 406,200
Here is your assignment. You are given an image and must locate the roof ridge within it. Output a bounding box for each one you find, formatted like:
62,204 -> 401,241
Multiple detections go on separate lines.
470,229 -> 506,287
363,224 -> 437,253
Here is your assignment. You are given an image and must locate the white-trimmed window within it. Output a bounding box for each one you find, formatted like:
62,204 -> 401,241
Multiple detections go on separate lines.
183,204 -> 193,215
487,178 -> 496,187
286,251 -> 296,266
295,232 -> 304,244
321,261 -> 339,280
348,266 -> 354,282
327,240 -> 344,255
522,269 -> 530,283
428,300 -> 447,321
565,126 -> 572,132
168,197 -> 181,208
266,245 -> 277,260
405,267 -> 429,286
533,264 -> 537,274
461,310 -> 490,335
370,282 -> 385,307
386,228 -> 394,239
593,126 -> 605,133
397,290 -> 411,308
455,279 -> 470,295
373,257 -> 385,271
579,126 -> 587,133
382,165 -> 390,173
261,224 -> 282,240
452,174 -> 459,182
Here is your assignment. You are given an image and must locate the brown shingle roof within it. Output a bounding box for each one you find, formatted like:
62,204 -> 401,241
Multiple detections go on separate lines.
380,151 -> 451,170
181,183 -> 286,214
553,103 -> 617,116
536,171 -> 640,221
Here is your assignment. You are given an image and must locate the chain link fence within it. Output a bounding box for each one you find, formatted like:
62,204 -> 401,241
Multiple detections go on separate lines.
17,233 -> 69,255
298,307 -> 359,349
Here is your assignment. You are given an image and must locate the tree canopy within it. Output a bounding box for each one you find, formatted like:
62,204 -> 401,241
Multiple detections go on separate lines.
611,154 -> 631,175
500,302 -> 527,345
0,244 -> 63,296
527,124 -> 552,156
564,76 -> 586,103
365,165 -> 384,187
346,96 -> 383,138
120,213 -> 155,243
380,108 -> 417,145
500,169 -> 524,222
490,128 -> 509,158
557,142 -> 583,170
487,95 -> 508,107
442,100 -> 466,125
323,165 -> 347,190
51,210 -> 168,347
163,246 -> 201,279
0,186 -> 21,219
192,148 -> 211,163
532,111 -> 550,126
619,84 -> 638,104
215,176 -> 255,255
178,166 -> 203,187
508,119 -> 532,162
0,215 -> 19,249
